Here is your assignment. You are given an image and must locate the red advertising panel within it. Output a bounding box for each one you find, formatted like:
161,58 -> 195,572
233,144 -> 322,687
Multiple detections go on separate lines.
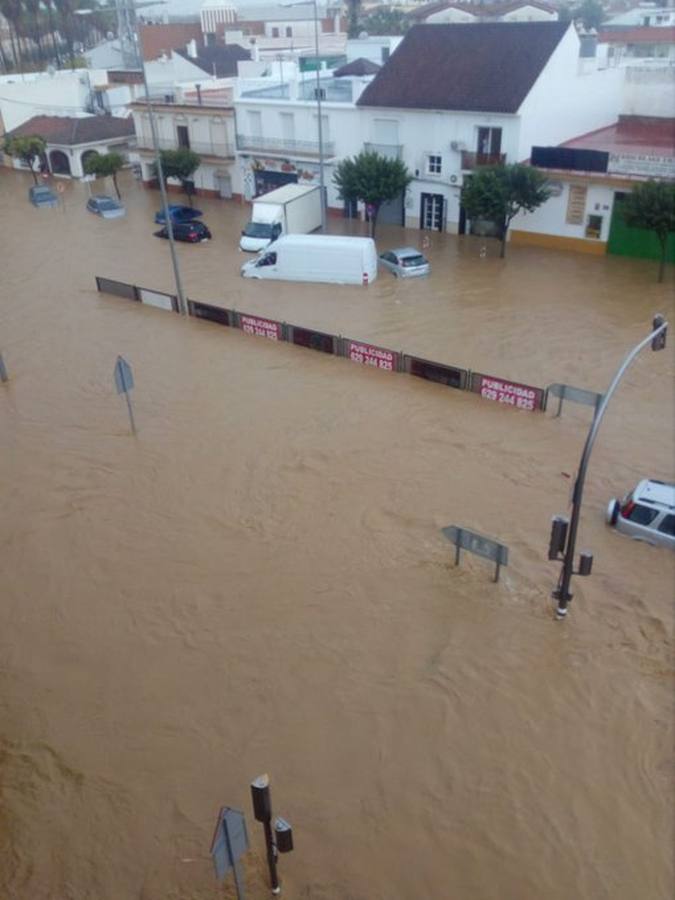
240,313 -> 282,341
477,375 -> 543,411
347,340 -> 399,372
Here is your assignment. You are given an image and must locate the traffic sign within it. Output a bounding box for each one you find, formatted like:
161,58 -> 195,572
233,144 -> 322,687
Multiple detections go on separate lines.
210,807 -> 248,898
113,356 -> 136,433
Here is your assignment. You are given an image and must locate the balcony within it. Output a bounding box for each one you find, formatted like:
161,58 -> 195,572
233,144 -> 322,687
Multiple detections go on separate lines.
136,137 -> 234,158
235,134 -> 336,158
461,151 -> 506,169
364,142 -> 403,160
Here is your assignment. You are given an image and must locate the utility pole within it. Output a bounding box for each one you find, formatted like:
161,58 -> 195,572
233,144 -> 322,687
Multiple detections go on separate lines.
311,0 -> 326,231
549,314 -> 668,620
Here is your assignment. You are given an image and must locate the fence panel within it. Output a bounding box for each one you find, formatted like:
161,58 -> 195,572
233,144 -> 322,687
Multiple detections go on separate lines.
137,287 -> 178,312
238,312 -> 284,341
95,276 -> 138,301
404,355 -> 467,390
342,338 -> 400,373
188,300 -> 233,326
469,372 -> 545,412
289,325 -> 337,355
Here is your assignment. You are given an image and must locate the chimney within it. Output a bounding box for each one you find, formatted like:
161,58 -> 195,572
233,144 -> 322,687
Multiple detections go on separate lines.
195,82 -> 203,105
187,38 -> 198,58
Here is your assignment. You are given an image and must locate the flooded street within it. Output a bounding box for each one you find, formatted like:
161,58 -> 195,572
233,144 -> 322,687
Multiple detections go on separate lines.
1,169 -> 673,900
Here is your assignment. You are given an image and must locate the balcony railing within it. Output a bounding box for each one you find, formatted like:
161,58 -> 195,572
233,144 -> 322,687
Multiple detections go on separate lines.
461,151 -> 506,169
364,142 -> 403,160
137,137 -> 234,158
235,134 -> 336,157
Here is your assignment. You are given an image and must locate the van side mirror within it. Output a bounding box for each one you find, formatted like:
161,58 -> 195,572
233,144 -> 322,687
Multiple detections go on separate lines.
241,229 -> 246,235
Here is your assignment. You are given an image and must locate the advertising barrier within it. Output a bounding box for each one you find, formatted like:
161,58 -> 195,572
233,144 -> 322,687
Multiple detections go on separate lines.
470,372 -> 545,412
188,300 -> 233,326
137,287 -> 178,312
95,277 -> 138,301
239,313 -> 284,341
343,339 -> 400,372
289,325 -> 337,355
404,355 -> 467,390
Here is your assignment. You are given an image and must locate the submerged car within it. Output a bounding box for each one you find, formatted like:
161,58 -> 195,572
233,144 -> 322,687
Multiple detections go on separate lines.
154,204 -> 203,225
154,220 -> 212,243
87,195 -> 126,219
29,184 -> 58,208
606,479 -> 675,549
378,247 -> 430,278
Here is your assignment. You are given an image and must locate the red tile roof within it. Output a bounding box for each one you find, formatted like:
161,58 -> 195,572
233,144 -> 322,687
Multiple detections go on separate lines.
358,22 -> 569,113
562,116 -> 675,156
598,26 -> 675,43
138,23 -> 202,61
5,115 -> 135,146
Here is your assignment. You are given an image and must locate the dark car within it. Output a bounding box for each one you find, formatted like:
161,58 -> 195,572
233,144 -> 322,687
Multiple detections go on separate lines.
154,204 -> 203,225
29,184 -> 58,208
154,220 -> 212,243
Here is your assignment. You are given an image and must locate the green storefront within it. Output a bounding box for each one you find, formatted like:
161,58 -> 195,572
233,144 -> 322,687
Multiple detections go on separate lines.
607,192 -> 675,263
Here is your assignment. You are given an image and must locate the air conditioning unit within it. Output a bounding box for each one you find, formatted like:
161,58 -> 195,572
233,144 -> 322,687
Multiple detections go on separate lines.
450,141 -> 466,152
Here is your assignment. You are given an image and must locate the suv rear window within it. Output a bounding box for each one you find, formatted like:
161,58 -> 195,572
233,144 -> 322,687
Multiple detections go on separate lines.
625,504 -> 658,526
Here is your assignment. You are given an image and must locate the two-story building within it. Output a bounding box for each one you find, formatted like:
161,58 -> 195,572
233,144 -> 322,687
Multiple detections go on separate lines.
409,0 -> 559,24
356,22 -> 623,232
130,86 -> 239,199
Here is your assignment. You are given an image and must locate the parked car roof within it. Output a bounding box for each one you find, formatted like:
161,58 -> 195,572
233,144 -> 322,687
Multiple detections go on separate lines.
635,479 -> 675,509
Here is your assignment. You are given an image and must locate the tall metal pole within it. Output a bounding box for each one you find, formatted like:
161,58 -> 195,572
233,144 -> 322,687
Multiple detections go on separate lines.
553,316 -> 668,619
312,0 -> 326,231
125,1 -> 188,316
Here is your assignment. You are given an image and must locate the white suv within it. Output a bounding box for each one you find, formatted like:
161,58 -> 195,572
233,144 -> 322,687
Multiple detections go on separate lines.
607,480 -> 675,549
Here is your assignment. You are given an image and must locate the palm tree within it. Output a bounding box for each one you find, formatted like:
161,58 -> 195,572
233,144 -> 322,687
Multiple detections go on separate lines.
0,0 -> 24,69
22,0 -> 44,63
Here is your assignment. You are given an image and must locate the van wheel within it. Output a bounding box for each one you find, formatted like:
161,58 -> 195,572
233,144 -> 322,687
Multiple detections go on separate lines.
607,499 -> 619,526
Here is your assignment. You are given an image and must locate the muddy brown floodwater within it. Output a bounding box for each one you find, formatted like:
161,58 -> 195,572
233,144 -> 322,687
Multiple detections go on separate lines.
1,170 -> 674,900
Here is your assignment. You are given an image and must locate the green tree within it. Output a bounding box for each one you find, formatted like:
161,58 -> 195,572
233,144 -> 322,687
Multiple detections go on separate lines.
461,163 -> 551,259
362,7 -> 409,36
83,150 -> 125,199
621,181 -> 675,283
346,0 -> 361,38
158,148 -> 201,206
333,150 -> 412,238
573,0 -> 604,31
3,133 -> 47,182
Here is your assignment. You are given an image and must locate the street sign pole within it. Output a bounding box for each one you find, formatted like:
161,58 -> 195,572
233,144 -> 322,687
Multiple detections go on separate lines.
114,355 -> 136,434
210,807 -> 249,900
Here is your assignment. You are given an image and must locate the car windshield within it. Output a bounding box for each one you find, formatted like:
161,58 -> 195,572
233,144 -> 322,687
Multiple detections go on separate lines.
401,255 -> 427,267
244,222 -> 273,238
97,199 -> 118,210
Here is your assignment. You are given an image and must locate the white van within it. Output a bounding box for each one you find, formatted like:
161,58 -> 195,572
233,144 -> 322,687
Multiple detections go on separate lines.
239,184 -> 322,252
240,234 -> 378,286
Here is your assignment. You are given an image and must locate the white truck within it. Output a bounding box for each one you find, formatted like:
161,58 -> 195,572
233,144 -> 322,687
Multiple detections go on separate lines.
240,234 -> 378,286
239,184 -> 322,252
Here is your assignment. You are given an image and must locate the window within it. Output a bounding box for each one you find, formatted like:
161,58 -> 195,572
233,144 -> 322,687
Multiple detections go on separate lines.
657,515 -> 675,537
313,113 -> 329,139
477,126 -> 502,157
566,185 -> 587,225
625,504 -> 658,526
280,112 -> 295,142
585,214 -> 603,239
285,26 -> 292,37
177,125 -> 190,149
272,27 -> 279,37
248,110 -> 262,137
426,154 -> 442,175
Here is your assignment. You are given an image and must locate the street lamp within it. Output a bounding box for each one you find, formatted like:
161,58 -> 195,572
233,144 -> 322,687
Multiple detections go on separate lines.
77,0 -> 188,316
283,0 -> 327,231
549,314 -> 668,620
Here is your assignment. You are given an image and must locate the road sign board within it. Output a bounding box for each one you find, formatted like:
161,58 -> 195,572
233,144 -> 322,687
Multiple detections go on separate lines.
114,356 -> 134,395
211,807 -> 249,883
442,525 -> 508,582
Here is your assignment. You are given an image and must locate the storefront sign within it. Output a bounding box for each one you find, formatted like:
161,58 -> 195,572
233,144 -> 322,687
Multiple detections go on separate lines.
608,153 -> 675,179
476,375 -> 543,411
346,340 -> 398,372
240,314 -> 282,341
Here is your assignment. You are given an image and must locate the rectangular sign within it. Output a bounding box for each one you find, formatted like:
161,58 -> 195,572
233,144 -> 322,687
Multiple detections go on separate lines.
547,382 -> 602,408
95,277 -> 138,301
240,313 -> 283,341
114,356 -> 134,395
290,326 -> 336,355
210,807 -> 249,882
608,152 -> 675,179
189,300 -> 232,326
346,340 -> 398,372
476,374 -> 543,411
138,288 -> 176,312
405,355 -> 466,390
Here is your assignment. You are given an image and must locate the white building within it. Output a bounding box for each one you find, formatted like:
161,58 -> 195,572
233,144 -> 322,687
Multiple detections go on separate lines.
604,2 -> 675,28
409,0 -> 559,25
356,22 -> 622,231
200,0 -> 237,40
596,26 -> 675,65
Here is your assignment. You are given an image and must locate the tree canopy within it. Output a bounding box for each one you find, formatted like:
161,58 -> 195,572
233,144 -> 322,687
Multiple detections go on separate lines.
158,148 -> 201,205
3,133 -> 46,182
621,180 -> 675,282
461,163 -> 551,258
333,151 -> 412,237
361,7 -> 409,36
83,150 -> 126,198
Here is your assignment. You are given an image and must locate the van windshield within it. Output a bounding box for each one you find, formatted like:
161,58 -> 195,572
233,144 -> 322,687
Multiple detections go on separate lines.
244,222 -> 273,238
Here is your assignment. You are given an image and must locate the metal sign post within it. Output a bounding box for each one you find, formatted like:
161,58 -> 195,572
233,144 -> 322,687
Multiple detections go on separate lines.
113,355 -> 136,434
210,807 -> 249,900
0,352 -> 8,383
442,525 -> 509,583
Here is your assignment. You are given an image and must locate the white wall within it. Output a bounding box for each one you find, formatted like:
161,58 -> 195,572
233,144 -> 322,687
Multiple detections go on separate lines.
345,36 -> 403,64
0,69 -> 94,132
426,8 -> 477,23
513,180 -> 616,243
517,25 -> 623,160
622,64 -> 675,115
502,5 -> 558,21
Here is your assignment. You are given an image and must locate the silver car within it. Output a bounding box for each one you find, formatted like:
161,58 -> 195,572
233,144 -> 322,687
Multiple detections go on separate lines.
378,247 -> 430,278
606,479 -> 675,549
86,195 -> 126,219
28,185 -> 58,208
